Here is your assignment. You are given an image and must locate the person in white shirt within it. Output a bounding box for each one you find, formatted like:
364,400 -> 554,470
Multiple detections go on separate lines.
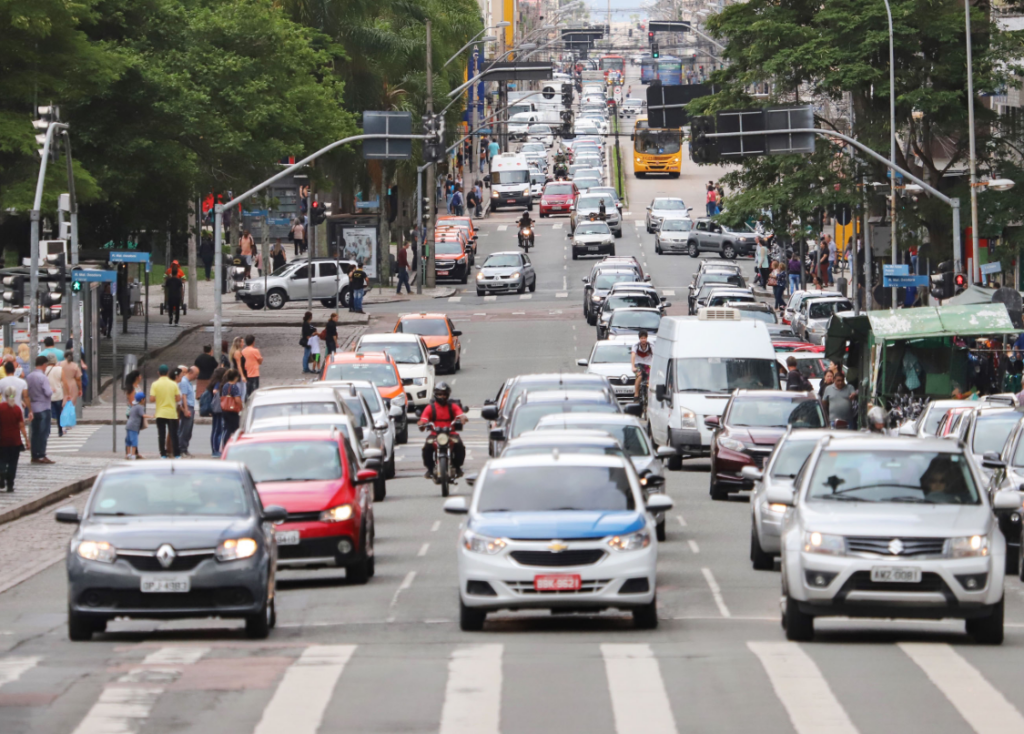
0,362 -> 30,418
631,330 -> 654,399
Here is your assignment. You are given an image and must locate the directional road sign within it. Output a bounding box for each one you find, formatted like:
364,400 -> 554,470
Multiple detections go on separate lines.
71,269 -> 116,283
883,275 -> 929,287
882,264 -> 909,276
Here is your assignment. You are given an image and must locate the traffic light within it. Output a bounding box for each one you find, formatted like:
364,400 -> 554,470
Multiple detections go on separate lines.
628,29 -> 632,38
652,43 -> 660,59
930,271 -> 953,301
689,116 -> 720,164
955,273 -> 967,294
648,31 -> 654,44
2,275 -> 25,308
422,196 -> 432,226
561,83 -> 573,108
32,106 -> 60,162
310,200 -> 327,226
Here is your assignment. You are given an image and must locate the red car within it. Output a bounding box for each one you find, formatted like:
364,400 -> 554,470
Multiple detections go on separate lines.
539,181 -> 579,218
222,430 -> 379,583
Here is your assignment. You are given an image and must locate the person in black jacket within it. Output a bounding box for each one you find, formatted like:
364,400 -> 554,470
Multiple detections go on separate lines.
324,312 -> 339,356
301,311 -> 317,374
785,356 -> 813,392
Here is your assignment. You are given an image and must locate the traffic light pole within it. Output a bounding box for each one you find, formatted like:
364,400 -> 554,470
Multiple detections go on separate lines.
29,122 -> 69,363
426,20 -> 437,290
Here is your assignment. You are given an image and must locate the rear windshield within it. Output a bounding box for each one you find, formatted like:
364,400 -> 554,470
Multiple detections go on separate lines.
225,441 -> 343,483
661,220 -> 692,232
511,402 -> 618,437
545,184 -> 574,195
503,445 -> 621,459
324,362 -> 398,386
808,301 -> 853,319
610,311 -> 661,329
537,422 -> 650,457
342,397 -> 368,427
398,319 -> 449,337
973,412 -> 1020,455
595,273 -> 637,289
605,295 -> 658,310
91,470 -> 248,517
251,402 -> 337,422
435,240 -> 464,255
363,342 -> 423,364
576,223 -> 611,235
478,466 -> 635,512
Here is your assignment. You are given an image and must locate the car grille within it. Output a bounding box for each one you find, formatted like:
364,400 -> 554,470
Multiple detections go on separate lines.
278,536 -> 353,560
846,537 -> 947,557
505,579 -> 611,595
121,554 -> 212,572
77,587 -> 254,610
281,510 -> 322,523
509,549 -> 605,567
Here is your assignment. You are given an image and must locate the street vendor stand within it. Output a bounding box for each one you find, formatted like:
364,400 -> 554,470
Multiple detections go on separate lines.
824,304 -> 1020,423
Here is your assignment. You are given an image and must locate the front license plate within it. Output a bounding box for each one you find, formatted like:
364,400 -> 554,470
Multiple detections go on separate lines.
588,245 -> 598,251
870,566 -> 921,583
276,530 -> 300,546
140,575 -> 190,593
507,199 -> 516,204
534,574 -> 581,591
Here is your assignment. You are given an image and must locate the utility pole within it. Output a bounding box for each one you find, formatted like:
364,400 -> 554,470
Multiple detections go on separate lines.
188,197 -> 199,310
426,19 -> 437,290
965,0 -> 980,286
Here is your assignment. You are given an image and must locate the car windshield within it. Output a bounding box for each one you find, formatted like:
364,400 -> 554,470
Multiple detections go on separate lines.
538,422 -> 650,457
225,441 -> 342,483
653,199 -> 686,210
807,450 -> 980,505
398,319 -> 449,337
529,125 -> 551,133
610,311 -> 661,329
477,465 -> 635,512
579,195 -> 614,209
728,397 -> 825,429
699,273 -> 745,288
972,412 -> 1020,455
511,402 -> 618,437
522,143 -> 544,152
531,174 -> 545,185
661,220 -> 692,232
771,439 -> 818,478
576,223 -> 611,236
365,342 -> 423,364
484,254 -> 521,268
491,170 -> 530,185
251,402 -> 338,422
590,343 -> 633,364
249,421 -> 351,440
675,358 -> 780,393
91,471 -> 249,517
324,361 -> 398,386
545,184 -> 574,195
353,386 -> 382,412
605,295 -> 657,310
710,294 -> 754,306
723,223 -> 756,234
808,301 -> 853,319
595,273 -> 637,289
923,406 -> 957,435
435,240 -> 463,255
735,308 -> 777,323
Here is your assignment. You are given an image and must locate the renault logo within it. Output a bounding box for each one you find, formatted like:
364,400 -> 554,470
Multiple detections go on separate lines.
548,541 -> 568,552
888,538 -> 904,555
156,544 -> 176,568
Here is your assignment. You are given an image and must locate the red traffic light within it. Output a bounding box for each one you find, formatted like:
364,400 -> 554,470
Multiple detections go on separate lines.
954,273 -> 967,288
648,31 -> 654,41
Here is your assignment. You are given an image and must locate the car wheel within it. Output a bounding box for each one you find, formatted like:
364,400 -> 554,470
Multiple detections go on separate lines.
68,607 -> 97,641
1018,540 -> 1024,581
688,242 -> 699,258
656,519 -> 666,542
245,595 -> 273,639
784,594 -> 814,641
373,474 -> 386,502
477,289 -> 485,297
966,597 -> 1004,644
615,229 -> 622,239
669,172 -> 680,179
610,247 -> 616,256
385,452 -> 396,479
632,595 -> 658,629
266,289 -> 286,310
710,481 -> 729,501
587,311 -> 597,326
247,302 -> 262,310
666,454 -> 682,471
751,525 -> 774,570
540,212 -> 547,218
320,299 -> 335,308
339,287 -> 352,309
572,251 -> 578,260
723,243 -> 737,260
528,278 -> 536,293
646,224 -> 652,233
347,526 -> 373,585
517,279 -> 526,294
460,599 -> 487,631
396,423 -> 408,445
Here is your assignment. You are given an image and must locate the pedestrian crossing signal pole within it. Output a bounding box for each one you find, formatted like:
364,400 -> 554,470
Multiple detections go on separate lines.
426,19 -> 437,291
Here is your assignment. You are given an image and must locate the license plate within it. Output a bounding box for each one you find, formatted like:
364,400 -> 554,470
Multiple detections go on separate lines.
588,245 -> 598,251
534,574 -> 581,591
140,575 -> 190,593
276,530 -> 300,546
870,566 -> 921,583
507,199 -> 516,204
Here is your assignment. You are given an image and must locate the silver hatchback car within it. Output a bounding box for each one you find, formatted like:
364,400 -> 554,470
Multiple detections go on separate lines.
774,435 -> 1020,643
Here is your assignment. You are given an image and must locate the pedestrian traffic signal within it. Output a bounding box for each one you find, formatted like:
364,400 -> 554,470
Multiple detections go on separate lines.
954,273 -> 967,293
32,106 -> 60,162
652,43 -> 660,59
310,200 -> 327,226
689,116 -> 720,164
930,271 -> 953,301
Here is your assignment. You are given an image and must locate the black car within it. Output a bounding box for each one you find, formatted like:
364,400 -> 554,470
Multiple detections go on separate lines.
58,460 -> 285,641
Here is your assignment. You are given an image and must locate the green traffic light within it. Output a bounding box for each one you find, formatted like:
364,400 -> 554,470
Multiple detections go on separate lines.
72,281 -> 82,293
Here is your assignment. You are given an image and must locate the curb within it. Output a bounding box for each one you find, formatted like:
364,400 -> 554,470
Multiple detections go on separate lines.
0,475 -> 96,527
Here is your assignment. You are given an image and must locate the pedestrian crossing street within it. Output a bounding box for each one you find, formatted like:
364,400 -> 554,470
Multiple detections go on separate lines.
3,639 -> 1024,733
46,425 -> 103,454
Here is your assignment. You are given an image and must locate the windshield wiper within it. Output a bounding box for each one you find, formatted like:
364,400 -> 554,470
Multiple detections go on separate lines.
815,495 -> 871,502
888,496 -> 928,503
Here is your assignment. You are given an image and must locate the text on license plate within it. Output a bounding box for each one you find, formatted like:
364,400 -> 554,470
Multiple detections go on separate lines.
140,575 -> 190,593
870,566 -> 921,583
507,199 -> 516,204
534,574 -> 581,591
276,530 -> 300,546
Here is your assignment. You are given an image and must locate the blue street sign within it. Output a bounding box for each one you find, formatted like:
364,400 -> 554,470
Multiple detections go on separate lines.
883,275 -> 930,287
72,269 -> 117,283
882,264 -> 909,276
980,261 -> 1002,275
109,251 -> 151,263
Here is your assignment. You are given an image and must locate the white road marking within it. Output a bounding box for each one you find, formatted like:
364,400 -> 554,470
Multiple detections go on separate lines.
142,647 -> 209,665
497,225 -> 508,231
572,324 -> 576,330
662,289 -> 675,296
448,296 -> 462,302
389,571 -> 417,613
562,275 -> 567,290
484,296 -> 496,302
519,294 -> 532,300
624,211 -> 632,216
418,543 -> 430,557
675,513 -> 687,527
0,656 -> 39,689
431,520 -> 442,532
512,311 -> 526,315
748,642 -> 858,734
440,645 -> 503,734
556,292 -> 568,298
900,643 -> 1024,733
701,567 -> 731,618
253,646 -> 356,734
602,644 -> 677,734
688,540 -> 700,554
553,222 -> 563,229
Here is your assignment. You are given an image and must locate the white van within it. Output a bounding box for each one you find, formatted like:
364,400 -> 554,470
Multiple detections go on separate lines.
647,309 -> 780,467
488,154 -> 533,212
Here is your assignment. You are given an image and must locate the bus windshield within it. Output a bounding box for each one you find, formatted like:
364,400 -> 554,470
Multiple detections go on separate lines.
635,129 -> 682,156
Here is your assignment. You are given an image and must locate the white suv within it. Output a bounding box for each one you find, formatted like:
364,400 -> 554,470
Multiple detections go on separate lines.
238,258 -> 354,310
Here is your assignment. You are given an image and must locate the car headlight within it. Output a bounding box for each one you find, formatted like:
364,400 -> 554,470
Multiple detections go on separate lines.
476,272 -> 485,280
679,408 -> 697,429
510,272 -> 521,279
491,191 -> 499,198
320,505 -> 354,523
604,238 -> 614,245
946,535 -> 989,558
463,529 -> 507,555
77,540 -> 116,563
216,537 -> 258,561
803,531 -> 845,556
718,435 -> 746,452
435,343 -> 451,353
391,393 -> 406,407
523,189 -> 531,197
607,528 -> 651,551
411,377 -> 427,386
457,257 -> 467,265
248,282 -> 264,293
592,295 -> 602,302
765,502 -> 788,513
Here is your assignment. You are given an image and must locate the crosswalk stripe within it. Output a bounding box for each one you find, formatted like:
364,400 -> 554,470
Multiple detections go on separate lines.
253,645 -> 356,734
439,644 -> 502,734
497,225 -> 509,231
142,646 -> 208,665
899,643 -> 1024,733
553,223 -> 563,229
484,296 -> 497,302
602,644 -> 677,734
519,294 -> 532,300
0,656 -> 39,689
449,296 -> 462,302
748,641 -> 858,734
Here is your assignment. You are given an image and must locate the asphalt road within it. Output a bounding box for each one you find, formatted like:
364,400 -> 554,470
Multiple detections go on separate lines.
3,70 -> 1024,734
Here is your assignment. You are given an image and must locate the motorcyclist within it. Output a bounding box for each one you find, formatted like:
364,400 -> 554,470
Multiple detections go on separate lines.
418,382 -> 467,478
518,211 -> 535,247
553,151 -> 568,179
865,405 -> 888,434
631,330 -> 654,399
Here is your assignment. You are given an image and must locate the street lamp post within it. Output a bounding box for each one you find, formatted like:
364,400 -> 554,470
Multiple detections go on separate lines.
965,0 -> 981,286
881,0 -> 898,310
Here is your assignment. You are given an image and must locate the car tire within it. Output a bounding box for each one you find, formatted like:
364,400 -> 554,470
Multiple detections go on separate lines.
636,172 -> 646,179
1017,540 -> 1024,581
669,172 -> 680,179
68,607 -> 97,641
783,595 -> 814,641
247,302 -> 262,310
460,599 -> 487,631
339,287 -> 352,310
245,595 -> 273,640
587,311 -> 597,327
347,527 -> 373,585
517,279 -> 526,294
966,597 -> 1004,645
666,454 -> 682,471
655,240 -> 662,254
385,452 -> 396,479
373,475 -> 386,502
610,247 -> 616,256
527,203 -> 533,212
688,241 -> 699,258
632,596 -> 659,629
710,481 -> 729,501
477,289 -> 485,297
266,289 -> 287,310
540,212 -> 547,218
320,299 -> 335,308
460,271 -> 468,284
656,519 -> 666,542
646,224 -> 652,233
615,229 -> 622,239
723,243 -> 737,260
396,423 -> 408,445
751,525 -> 774,570
528,278 -> 536,293
572,251 -> 578,260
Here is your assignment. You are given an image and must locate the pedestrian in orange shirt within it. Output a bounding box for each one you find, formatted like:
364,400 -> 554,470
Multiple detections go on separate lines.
240,335 -> 263,393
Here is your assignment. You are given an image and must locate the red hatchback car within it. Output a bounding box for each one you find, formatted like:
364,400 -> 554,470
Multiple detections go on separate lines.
222,430 -> 378,583
539,181 -> 579,218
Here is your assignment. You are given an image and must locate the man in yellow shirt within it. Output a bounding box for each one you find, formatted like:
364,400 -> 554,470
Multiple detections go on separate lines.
148,364 -> 182,458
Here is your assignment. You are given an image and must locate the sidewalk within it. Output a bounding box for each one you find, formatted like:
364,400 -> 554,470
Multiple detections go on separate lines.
0,457 -> 115,526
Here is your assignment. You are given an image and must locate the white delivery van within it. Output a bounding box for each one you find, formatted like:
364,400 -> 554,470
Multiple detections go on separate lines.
647,308 -> 780,467
488,154 -> 533,212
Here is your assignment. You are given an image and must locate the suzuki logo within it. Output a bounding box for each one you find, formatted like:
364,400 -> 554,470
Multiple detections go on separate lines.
548,541 -> 568,552
156,544 -> 176,568
888,538 -> 904,555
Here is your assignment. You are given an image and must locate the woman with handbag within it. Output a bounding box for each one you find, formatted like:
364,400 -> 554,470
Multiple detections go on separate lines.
219,370 -> 244,450
771,262 -> 787,310
208,366 -> 226,457
300,311 -> 317,374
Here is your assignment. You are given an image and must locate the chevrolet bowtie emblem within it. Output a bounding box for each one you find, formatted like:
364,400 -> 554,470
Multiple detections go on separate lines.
548,541 -> 568,552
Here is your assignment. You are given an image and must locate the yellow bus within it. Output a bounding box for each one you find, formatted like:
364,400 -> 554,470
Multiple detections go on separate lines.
632,116 -> 682,178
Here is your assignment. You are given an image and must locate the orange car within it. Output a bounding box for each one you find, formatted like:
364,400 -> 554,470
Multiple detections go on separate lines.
433,231 -> 470,283
321,350 -> 409,442
393,312 -> 462,373
437,216 -> 478,258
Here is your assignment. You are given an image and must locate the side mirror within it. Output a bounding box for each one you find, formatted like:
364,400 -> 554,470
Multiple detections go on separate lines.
374,420 -> 388,431
982,452 -> 1006,470
364,448 -> 383,461
993,490 -> 1021,512
355,468 -> 379,484
464,473 -> 479,487
765,486 -> 795,507
656,446 -> 677,460
489,427 -> 506,442
444,497 -> 469,514
481,405 -> 499,421
389,404 -> 404,418
662,302 -> 672,309
655,384 -> 667,403
452,330 -> 463,337
704,415 -> 720,429
740,466 -> 764,483
263,505 -> 288,523
484,398 -> 496,406
576,358 -> 589,367
428,355 -> 440,366
55,506 -> 80,524
646,494 -> 674,512
644,275 -> 652,281
623,403 -> 643,417
363,458 -> 382,470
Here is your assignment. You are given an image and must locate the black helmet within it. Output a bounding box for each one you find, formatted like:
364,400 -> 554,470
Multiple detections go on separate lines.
434,382 -> 452,401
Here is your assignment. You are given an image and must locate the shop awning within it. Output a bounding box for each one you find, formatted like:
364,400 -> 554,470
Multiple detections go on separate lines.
826,303 -> 1018,351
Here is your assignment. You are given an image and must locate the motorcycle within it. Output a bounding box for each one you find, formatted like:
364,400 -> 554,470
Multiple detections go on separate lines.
423,420 -> 464,497
518,224 -> 534,251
